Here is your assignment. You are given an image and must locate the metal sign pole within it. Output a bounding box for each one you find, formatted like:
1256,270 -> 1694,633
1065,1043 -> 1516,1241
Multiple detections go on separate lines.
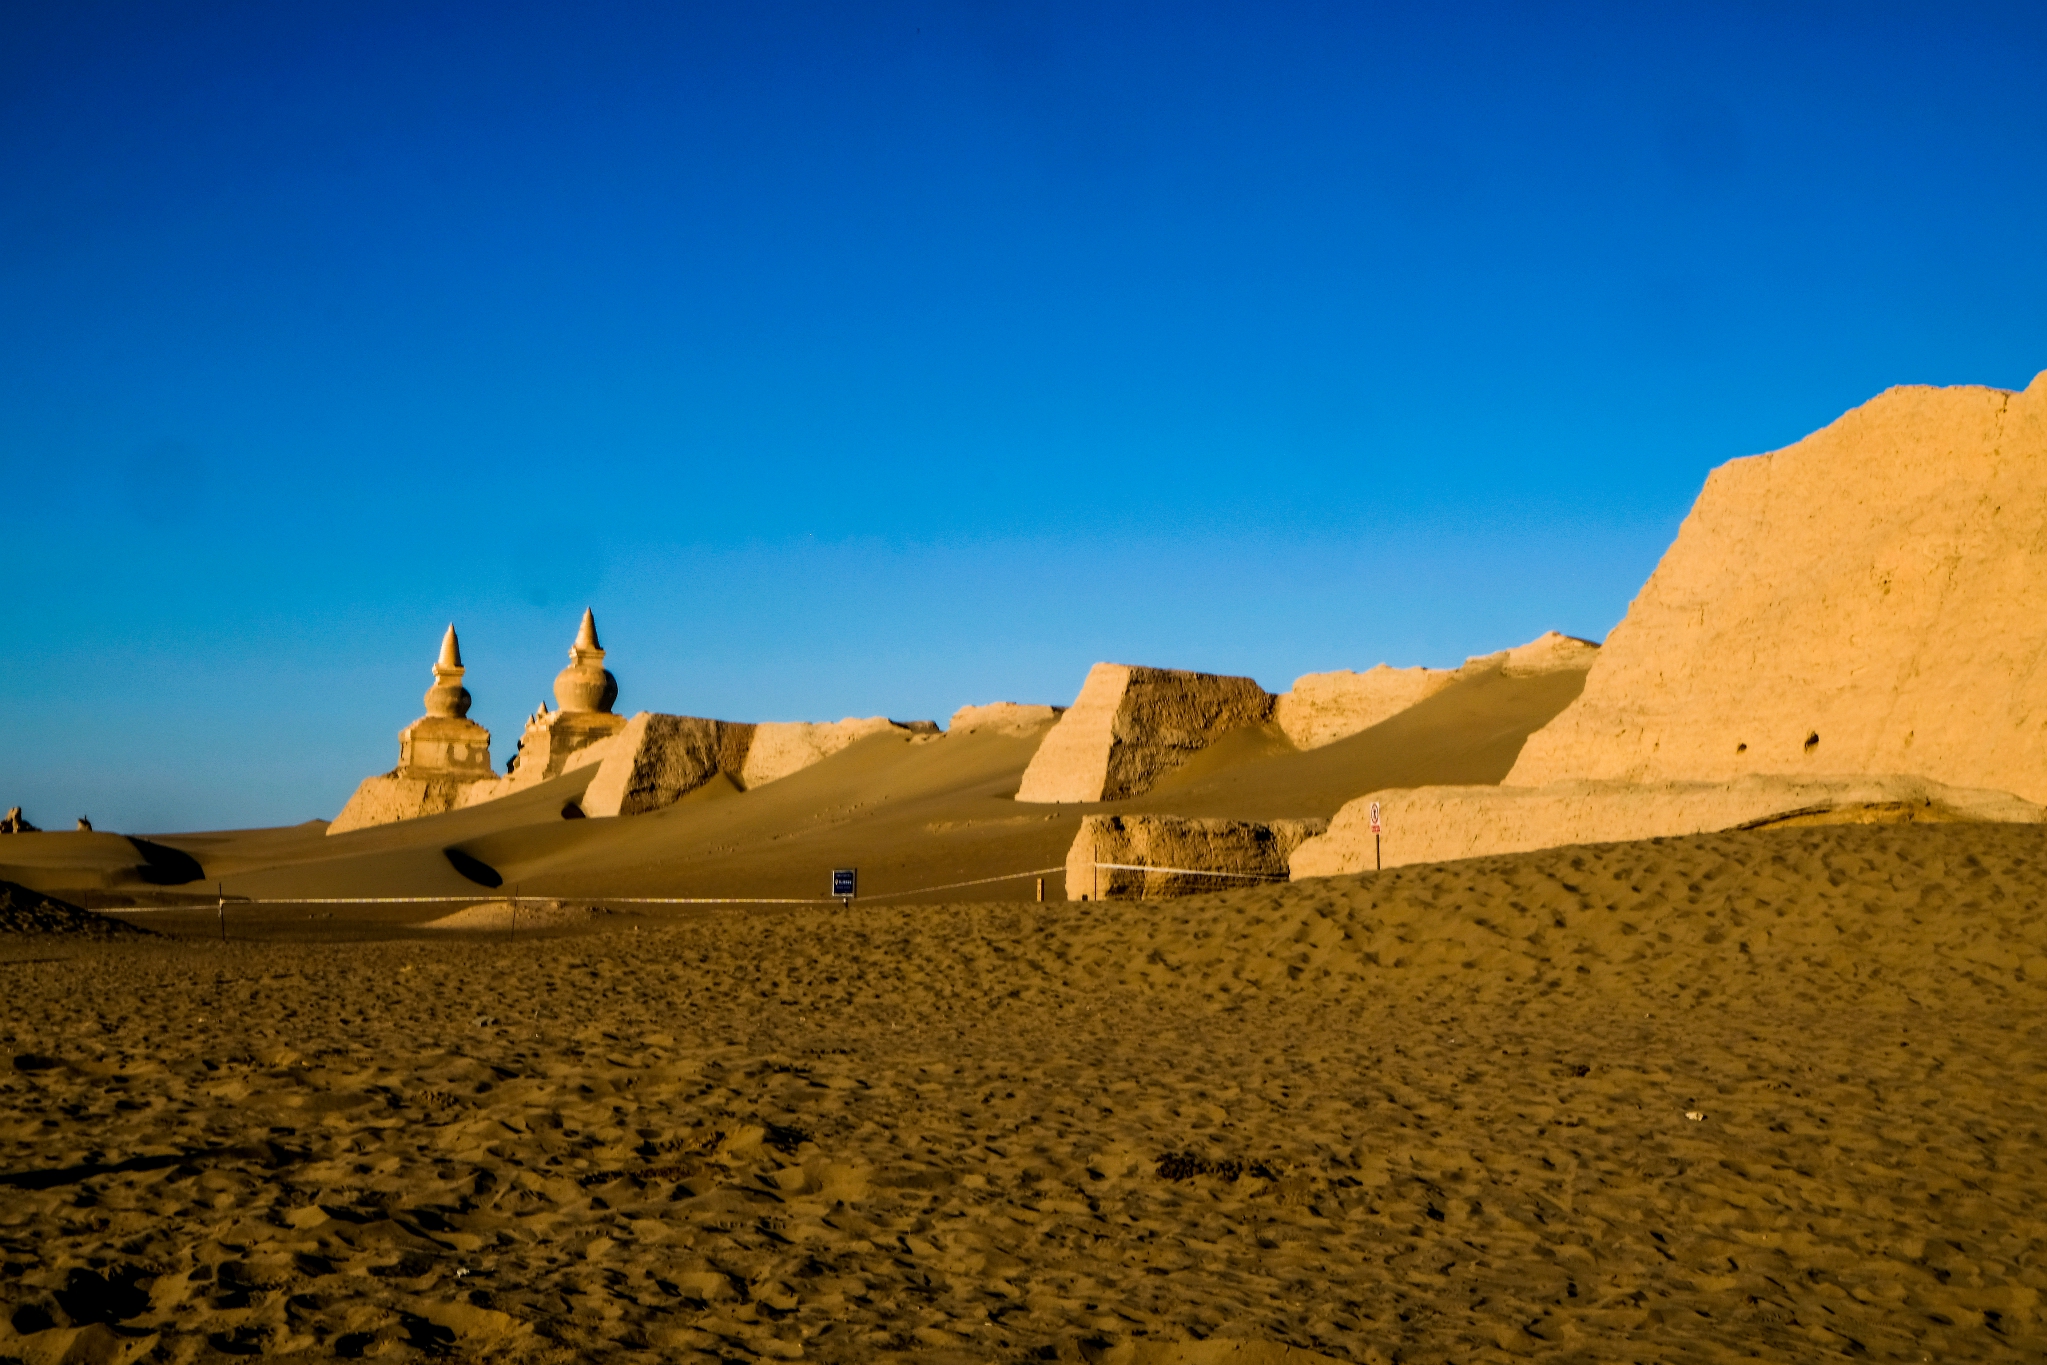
1369,801 -> 1383,872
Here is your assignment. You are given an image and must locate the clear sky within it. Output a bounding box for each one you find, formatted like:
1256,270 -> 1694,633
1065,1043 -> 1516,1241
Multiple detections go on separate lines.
5,1 -> 2045,832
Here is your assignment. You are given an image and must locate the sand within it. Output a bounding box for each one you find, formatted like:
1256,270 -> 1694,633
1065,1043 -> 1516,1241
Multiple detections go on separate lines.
0,659 -> 1586,909
5,820 -> 2045,1362
417,901 -> 628,932
1274,634 -> 1596,753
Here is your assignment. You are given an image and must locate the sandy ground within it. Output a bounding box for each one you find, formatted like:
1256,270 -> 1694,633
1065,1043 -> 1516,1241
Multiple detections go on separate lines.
0,663 -> 1587,909
4,821 -> 2046,1363
416,902 -> 628,933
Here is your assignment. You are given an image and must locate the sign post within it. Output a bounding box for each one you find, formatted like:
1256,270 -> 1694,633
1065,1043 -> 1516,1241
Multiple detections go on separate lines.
1369,801 -> 1382,872
831,868 -> 857,908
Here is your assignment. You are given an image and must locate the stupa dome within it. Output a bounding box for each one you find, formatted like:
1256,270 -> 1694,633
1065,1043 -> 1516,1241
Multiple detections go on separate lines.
422,624 -> 472,719
552,608 -> 619,714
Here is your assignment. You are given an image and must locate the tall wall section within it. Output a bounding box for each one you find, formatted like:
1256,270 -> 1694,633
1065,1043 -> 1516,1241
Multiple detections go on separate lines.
1015,664 -> 1274,803
1510,374 -> 2047,803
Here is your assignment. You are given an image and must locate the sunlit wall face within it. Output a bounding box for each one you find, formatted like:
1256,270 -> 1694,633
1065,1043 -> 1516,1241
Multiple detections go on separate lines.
4,1 -> 2045,831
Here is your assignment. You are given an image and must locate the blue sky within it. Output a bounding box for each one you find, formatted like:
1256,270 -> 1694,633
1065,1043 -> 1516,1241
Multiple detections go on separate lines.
5,1 -> 2045,831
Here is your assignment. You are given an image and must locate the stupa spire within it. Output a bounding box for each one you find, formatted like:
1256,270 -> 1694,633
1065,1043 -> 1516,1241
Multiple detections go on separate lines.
437,623 -> 462,670
574,607 -> 600,653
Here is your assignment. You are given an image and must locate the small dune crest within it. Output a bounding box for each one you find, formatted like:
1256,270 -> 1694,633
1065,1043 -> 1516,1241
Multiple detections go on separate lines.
420,900 -> 623,931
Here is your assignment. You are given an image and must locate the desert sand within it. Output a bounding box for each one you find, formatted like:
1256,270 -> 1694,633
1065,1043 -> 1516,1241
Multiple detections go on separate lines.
5,820 -> 2046,1363
0,651 -> 1588,910
1275,634 -> 1597,754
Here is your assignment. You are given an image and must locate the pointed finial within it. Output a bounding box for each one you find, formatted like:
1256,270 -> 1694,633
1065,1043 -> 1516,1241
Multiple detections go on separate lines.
575,607 -> 600,653
437,623 -> 462,670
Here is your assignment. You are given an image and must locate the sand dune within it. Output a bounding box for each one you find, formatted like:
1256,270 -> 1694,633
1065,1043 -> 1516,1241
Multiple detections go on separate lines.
4,821 -> 2043,1361
1274,632 -> 1595,752
418,900 -> 631,932
0,659 -> 1584,909
1272,666 -> 1458,752
1125,657 -> 1590,823
0,833 -> 205,893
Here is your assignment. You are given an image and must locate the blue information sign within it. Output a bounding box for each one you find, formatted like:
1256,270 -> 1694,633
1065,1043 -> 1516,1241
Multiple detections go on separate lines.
831,868 -> 857,899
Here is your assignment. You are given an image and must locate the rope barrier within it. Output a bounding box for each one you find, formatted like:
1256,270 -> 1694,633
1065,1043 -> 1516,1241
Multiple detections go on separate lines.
111,865 -> 1066,912
859,865 -> 1065,901
114,895 -> 491,911
570,896 -> 835,906
118,893 -> 836,910
106,861 -> 1281,916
